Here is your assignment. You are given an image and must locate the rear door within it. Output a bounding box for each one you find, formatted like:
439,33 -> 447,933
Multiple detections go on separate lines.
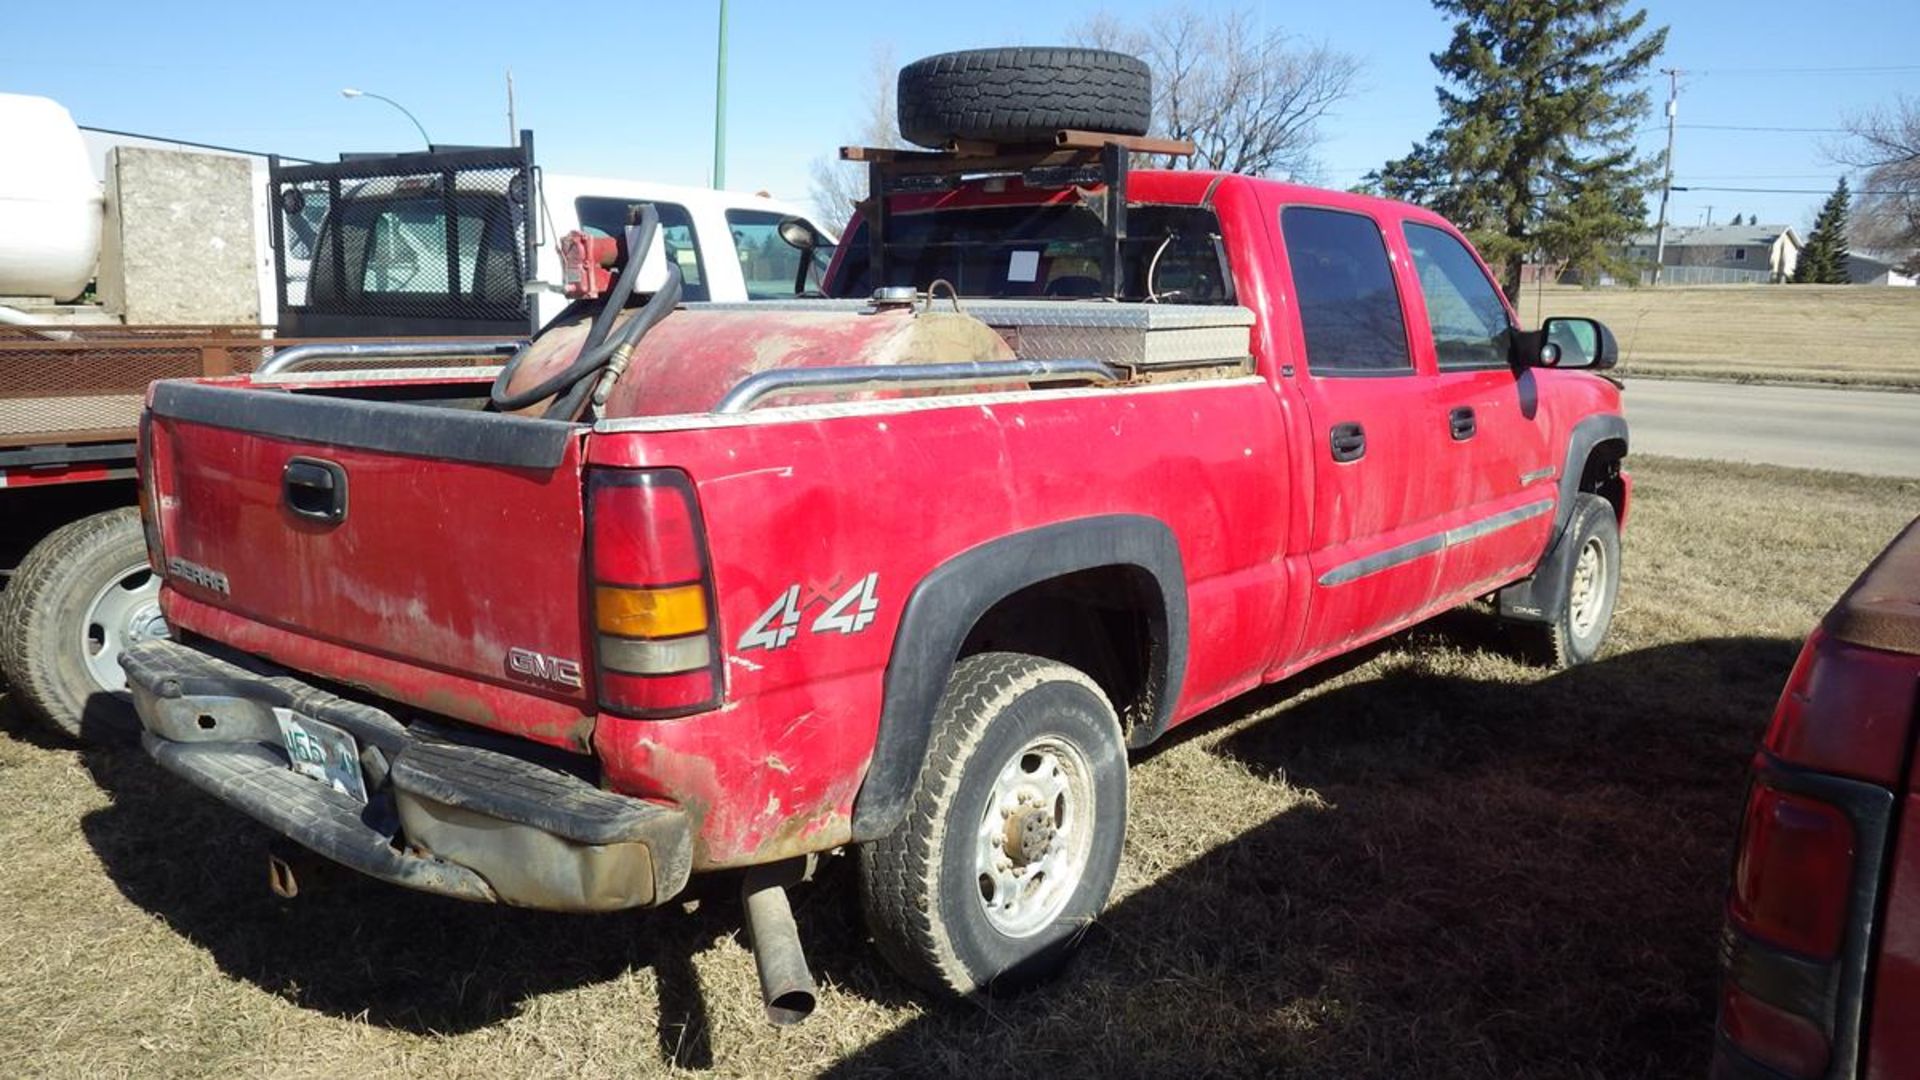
1397,221 -> 1556,599
1269,203 -> 1449,661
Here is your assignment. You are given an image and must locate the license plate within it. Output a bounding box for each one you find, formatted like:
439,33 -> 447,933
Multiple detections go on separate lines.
273,707 -> 368,804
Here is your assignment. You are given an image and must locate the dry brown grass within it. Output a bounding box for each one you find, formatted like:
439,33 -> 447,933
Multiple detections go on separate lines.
4,458 -> 1918,1079
1516,283 -> 1920,389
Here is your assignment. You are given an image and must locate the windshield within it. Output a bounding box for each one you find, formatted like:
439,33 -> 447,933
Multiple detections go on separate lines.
828,203 -> 1233,303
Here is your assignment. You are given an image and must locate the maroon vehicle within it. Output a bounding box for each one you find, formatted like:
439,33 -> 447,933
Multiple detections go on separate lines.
117,50 -> 1632,1020
1714,516 -> 1920,1080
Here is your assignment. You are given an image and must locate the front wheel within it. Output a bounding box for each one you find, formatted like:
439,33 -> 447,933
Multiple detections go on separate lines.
859,652 -> 1128,997
1515,493 -> 1621,669
0,507 -> 168,741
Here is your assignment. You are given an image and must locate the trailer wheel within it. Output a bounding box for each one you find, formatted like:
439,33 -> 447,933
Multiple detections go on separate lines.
1,507 -> 166,742
859,652 -> 1127,997
896,48 -> 1152,149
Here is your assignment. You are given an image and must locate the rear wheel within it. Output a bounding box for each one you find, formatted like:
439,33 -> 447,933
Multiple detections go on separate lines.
0,507 -> 167,741
859,652 -> 1128,997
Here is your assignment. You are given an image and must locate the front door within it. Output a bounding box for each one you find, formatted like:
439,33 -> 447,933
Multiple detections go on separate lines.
1396,221 -> 1556,602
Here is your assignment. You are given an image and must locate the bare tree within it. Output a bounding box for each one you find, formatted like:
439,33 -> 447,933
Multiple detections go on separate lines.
808,44 -> 902,233
1839,97 -> 1920,268
1079,5 -> 1361,178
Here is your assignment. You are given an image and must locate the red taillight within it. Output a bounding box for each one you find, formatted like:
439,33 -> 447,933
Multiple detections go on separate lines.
1729,782 -> 1855,959
1720,982 -> 1830,1078
587,469 -> 721,718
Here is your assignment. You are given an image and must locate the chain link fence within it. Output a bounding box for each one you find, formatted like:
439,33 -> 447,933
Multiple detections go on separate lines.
1637,265 -> 1776,286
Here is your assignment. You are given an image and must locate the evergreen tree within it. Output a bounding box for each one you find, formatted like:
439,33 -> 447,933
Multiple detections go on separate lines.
1793,178 -> 1852,284
1369,0 -> 1667,298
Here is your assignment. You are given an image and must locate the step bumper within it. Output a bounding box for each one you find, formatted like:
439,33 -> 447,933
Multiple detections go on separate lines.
123,638 -> 692,912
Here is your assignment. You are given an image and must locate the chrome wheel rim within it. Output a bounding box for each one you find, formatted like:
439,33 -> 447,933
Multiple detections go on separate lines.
80,563 -> 168,693
1568,537 -> 1607,638
974,735 -> 1095,938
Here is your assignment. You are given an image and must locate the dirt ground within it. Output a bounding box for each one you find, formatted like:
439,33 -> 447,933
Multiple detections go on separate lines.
1516,282 -> 1920,389
3,456 -> 1916,1079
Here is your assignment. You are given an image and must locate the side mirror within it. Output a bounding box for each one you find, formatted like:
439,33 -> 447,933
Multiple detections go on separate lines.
1536,316 -> 1619,371
778,216 -> 827,252
778,216 -> 832,295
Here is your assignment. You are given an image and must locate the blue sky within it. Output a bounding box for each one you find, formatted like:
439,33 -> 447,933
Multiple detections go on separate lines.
7,0 -> 1917,234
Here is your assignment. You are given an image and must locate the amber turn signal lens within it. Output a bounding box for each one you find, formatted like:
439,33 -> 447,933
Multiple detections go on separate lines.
595,584 -> 709,639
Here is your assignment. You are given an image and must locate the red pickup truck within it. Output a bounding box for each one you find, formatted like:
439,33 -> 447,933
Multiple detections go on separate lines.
1713,516 -> 1920,1080
120,53 -> 1630,1021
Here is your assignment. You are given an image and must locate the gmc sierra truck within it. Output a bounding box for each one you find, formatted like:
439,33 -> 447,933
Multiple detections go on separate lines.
118,49 -> 1631,1021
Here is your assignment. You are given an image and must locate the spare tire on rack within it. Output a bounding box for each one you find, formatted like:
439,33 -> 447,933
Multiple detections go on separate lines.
896,48 -> 1152,150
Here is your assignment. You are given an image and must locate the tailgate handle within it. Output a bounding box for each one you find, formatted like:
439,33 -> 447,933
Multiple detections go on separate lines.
283,457 -> 348,524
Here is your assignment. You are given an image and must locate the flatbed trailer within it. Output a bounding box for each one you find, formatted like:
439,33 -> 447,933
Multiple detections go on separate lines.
0,325 -> 511,738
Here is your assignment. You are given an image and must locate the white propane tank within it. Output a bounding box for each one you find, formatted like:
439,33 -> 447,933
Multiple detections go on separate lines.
0,94 -> 103,301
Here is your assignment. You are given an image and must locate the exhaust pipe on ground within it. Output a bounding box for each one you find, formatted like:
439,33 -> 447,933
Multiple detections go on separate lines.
740,859 -> 816,1025
266,842 -> 302,899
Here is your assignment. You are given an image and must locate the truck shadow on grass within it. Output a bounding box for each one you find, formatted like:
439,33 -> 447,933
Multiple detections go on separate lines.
66,627 -> 1793,1075
813,628 -> 1798,1079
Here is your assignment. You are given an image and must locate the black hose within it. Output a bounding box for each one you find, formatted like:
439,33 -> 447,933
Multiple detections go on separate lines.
489,205 -> 664,413
543,265 -> 682,421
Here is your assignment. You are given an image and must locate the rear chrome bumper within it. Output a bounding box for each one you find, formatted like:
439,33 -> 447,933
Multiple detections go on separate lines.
122,638 -> 692,912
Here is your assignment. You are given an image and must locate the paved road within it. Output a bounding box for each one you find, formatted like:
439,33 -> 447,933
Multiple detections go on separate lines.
1624,378 -> 1920,478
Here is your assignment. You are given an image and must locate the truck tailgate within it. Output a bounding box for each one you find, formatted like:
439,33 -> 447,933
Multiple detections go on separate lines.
147,381 -> 594,746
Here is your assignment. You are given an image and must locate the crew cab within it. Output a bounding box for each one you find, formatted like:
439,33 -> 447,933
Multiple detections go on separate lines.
119,49 -> 1630,1022
1713,516 -> 1920,1080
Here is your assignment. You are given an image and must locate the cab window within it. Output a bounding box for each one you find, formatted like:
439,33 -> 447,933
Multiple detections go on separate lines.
1403,222 -> 1513,370
574,197 -> 710,302
1279,206 -> 1411,375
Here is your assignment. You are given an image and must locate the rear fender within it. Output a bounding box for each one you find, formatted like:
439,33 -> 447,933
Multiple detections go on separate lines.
849,515 -> 1188,841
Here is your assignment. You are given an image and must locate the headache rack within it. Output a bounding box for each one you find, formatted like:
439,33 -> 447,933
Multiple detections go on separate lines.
841,130 -> 1196,301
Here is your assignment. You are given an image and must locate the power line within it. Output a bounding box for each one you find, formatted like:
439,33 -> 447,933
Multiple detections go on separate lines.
1672,185 -> 1908,195
1681,123 -> 1848,134
1693,63 -> 1920,77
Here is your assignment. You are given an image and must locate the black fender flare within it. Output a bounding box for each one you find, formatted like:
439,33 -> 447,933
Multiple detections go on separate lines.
1498,413 -> 1629,623
849,515 -> 1188,841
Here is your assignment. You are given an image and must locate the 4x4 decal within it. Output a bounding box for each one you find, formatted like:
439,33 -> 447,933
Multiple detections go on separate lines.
738,573 -> 880,652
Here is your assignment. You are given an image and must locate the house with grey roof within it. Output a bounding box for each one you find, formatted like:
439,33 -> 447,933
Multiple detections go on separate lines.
1620,224 -> 1802,283
1847,249 -> 1918,287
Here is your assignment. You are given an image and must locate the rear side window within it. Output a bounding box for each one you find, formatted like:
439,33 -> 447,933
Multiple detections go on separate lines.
308,193 -> 525,310
1403,223 -> 1513,369
1280,207 -> 1411,375
574,197 -> 710,302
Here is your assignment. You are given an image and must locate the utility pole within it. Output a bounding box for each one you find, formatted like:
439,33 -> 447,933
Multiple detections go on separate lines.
1651,68 -> 1681,285
712,0 -> 729,189
506,68 -> 517,146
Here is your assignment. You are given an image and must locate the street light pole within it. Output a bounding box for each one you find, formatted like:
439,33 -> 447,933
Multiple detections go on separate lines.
713,0 -> 728,188
340,88 -> 432,148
